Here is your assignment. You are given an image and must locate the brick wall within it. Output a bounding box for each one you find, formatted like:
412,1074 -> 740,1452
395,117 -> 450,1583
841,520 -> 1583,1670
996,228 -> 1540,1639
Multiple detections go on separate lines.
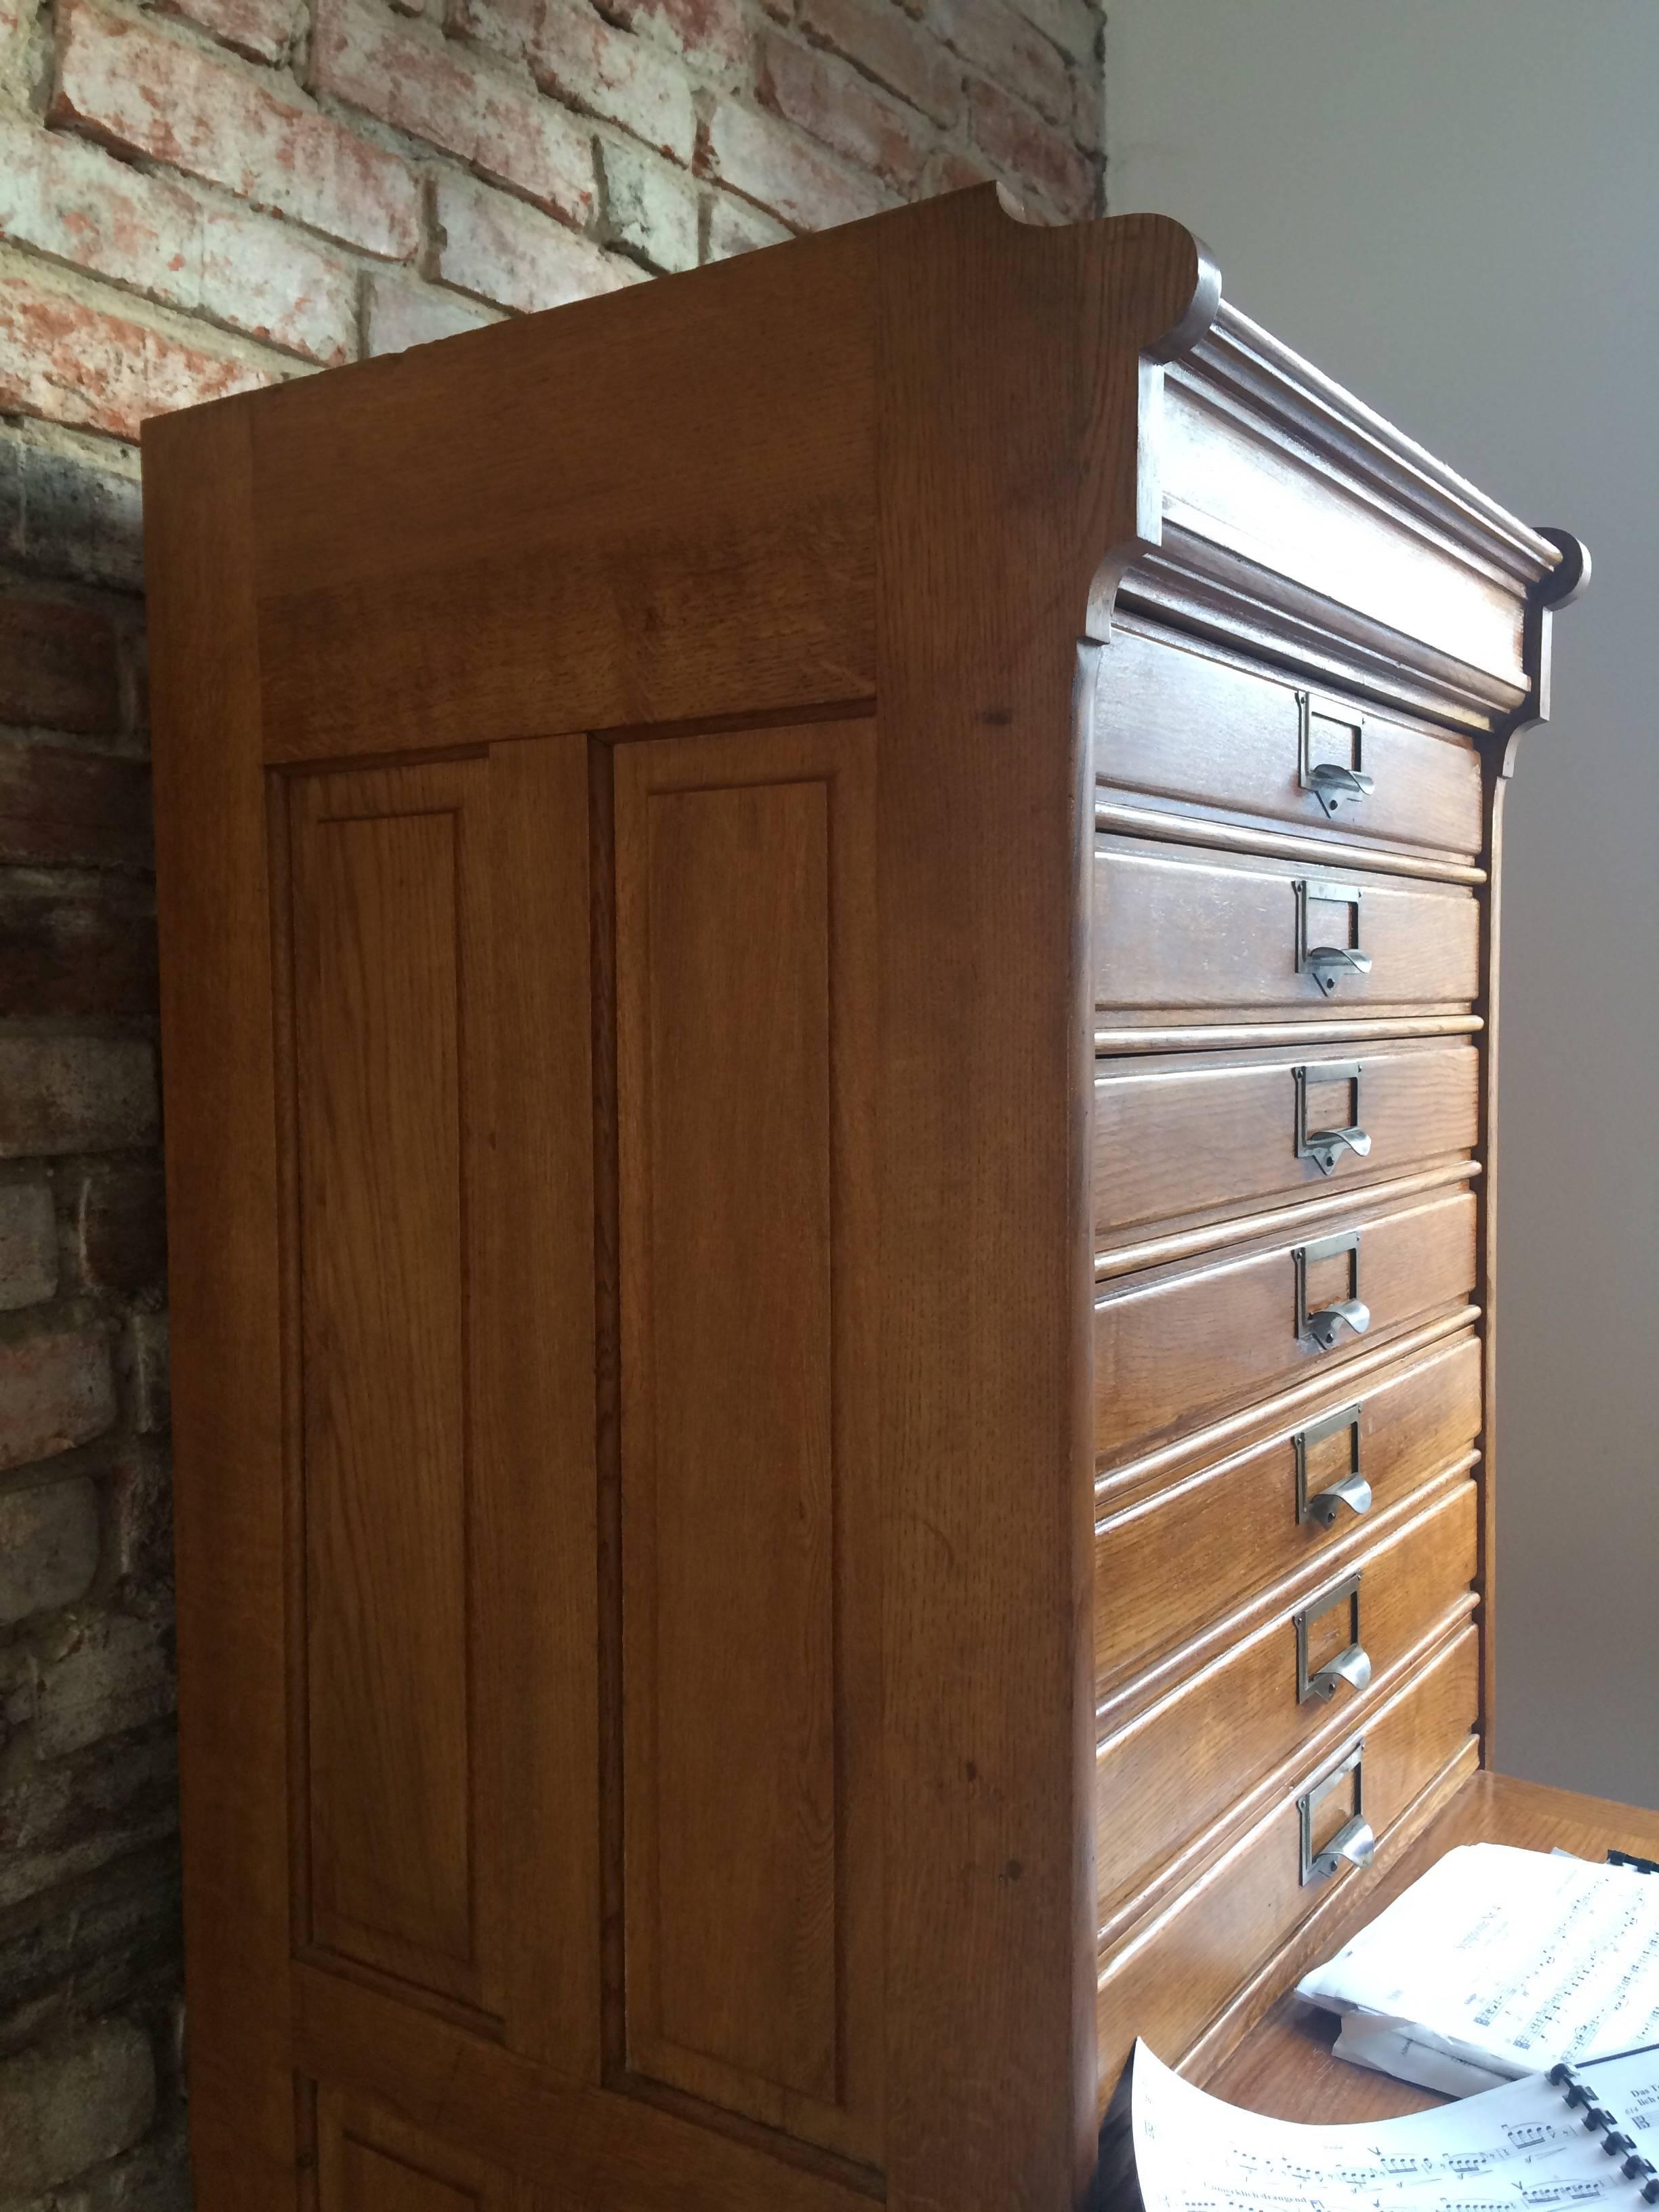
0,0 -> 1103,2199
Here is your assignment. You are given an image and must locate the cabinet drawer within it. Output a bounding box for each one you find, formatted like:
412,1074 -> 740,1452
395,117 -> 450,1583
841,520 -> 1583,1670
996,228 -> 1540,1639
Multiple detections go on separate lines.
1092,836 -> 1479,1024
1094,1036 -> 1479,1252
1095,1478 -> 1477,1927
1094,1624 -> 1479,2104
1094,1183 -> 1477,1469
1093,623 -> 1485,861
1095,1332 -> 1482,1698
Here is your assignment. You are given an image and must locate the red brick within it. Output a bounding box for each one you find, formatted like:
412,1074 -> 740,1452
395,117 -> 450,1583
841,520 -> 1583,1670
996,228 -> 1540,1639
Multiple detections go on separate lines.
757,30 -> 935,192
796,0 -> 960,127
431,169 -> 641,313
107,1440 -> 173,1591
0,265 -> 270,441
0,741 -> 151,869
932,0 -> 1068,124
54,0 -> 421,259
0,1036 -> 158,1157
480,0 -> 698,166
0,1182 -> 56,1312
127,1310 -> 168,1434
70,1164 -> 167,1297
0,596 -> 119,736
311,0 -> 594,224
152,0 -> 297,63
0,1326 -> 116,1472
1072,58 -> 1099,153
28,1605 -> 175,1755
0,117 -> 358,366
363,272 -> 500,356
923,142 -> 994,194
966,73 -> 1093,218
0,874 -> 158,1018
699,98 -> 892,230
705,187 -> 791,260
605,0 -> 752,80
599,138 -> 697,270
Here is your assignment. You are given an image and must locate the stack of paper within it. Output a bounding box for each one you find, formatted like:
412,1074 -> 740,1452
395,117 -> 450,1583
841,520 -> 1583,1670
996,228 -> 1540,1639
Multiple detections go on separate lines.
1296,1842 -> 1659,2096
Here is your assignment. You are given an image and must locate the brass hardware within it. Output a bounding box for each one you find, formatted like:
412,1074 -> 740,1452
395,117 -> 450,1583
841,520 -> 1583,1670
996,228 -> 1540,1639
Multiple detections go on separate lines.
1294,1229 -> 1371,1351
1297,691 -> 1373,817
1298,1741 -> 1374,1885
1296,879 -> 1371,997
1294,1061 -> 1372,1177
1294,1401 -> 1371,1526
1295,1569 -> 1368,1704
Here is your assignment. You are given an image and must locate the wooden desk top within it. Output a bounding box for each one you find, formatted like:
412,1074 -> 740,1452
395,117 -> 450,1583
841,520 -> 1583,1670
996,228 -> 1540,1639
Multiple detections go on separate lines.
1204,1771 -> 1659,2125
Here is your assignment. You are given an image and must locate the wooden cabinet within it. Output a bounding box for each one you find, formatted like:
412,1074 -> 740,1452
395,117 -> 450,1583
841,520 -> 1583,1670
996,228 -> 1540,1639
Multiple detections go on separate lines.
142,188 -> 1584,2212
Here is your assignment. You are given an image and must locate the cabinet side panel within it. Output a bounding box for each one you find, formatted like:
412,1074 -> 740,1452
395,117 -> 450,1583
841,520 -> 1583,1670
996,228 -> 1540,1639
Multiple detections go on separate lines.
614,721 -> 881,2169
143,399 -> 298,2203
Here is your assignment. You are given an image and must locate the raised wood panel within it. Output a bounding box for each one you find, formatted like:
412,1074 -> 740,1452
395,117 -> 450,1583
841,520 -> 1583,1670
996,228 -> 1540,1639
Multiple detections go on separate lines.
1094,1036 -> 1478,1250
1094,621 -> 1485,859
1094,1185 -> 1479,1469
317,2086 -> 529,2212
1095,1477 -> 1477,1924
1092,836 -> 1479,1023
286,761 -> 501,2012
1093,1624 -> 1480,2104
1095,1331 -> 1483,1698
613,721 -> 881,2166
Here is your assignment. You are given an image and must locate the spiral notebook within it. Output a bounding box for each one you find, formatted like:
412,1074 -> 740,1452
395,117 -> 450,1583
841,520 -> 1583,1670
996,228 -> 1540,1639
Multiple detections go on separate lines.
1108,2039 -> 1659,2212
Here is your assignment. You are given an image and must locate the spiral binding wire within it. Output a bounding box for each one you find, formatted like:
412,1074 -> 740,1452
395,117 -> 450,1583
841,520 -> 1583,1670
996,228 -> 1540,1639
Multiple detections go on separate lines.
1549,2062 -> 1659,2202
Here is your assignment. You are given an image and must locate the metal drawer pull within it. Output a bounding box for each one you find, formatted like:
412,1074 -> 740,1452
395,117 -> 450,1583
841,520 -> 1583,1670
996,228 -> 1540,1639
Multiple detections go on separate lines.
1306,1468 -> 1372,1526
1305,1296 -> 1370,1349
1309,1815 -> 1376,1881
1298,1740 -> 1369,1885
1305,761 -> 1375,814
1296,880 -> 1369,998
1294,1062 -> 1370,1178
1305,944 -> 1374,991
1305,1122 -> 1371,1174
1307,1643 -> 1372,1703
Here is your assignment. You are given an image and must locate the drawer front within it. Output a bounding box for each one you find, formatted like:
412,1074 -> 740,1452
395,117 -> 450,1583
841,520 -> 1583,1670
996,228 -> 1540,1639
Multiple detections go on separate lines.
1093,623 -> 1486,860
1094,1478 -> 1477,1926
1094,1037 -> 1479,1250
1092,836 -> 1479,1023
1094,1185 -> 1477,1467
1094,1624 -> 1479,2104
1095,1332 -> 1482,1696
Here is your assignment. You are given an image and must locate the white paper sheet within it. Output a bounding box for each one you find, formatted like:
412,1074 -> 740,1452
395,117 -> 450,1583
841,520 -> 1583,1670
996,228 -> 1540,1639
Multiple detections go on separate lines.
1130,2041 -> 1659,2212
1295,1845 -> 1659,2089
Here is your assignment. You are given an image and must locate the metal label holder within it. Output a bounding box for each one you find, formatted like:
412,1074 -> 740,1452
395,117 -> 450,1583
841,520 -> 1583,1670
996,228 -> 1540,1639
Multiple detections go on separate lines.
1294,1570 -> 1368,1704
1294,1401 -> 1370,1526
1298,1740 -> 1373,1886
1293,1228 -> 1369,1351
1295,878 -> 1371,997
1296,691 -> 1374,817
1293,1060 -> 1370,1176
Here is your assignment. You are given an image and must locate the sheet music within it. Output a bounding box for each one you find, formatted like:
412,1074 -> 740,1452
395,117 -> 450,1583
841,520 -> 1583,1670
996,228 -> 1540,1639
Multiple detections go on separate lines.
1130,2042 -> 1659,2212
1296,1845 -> 1659,2081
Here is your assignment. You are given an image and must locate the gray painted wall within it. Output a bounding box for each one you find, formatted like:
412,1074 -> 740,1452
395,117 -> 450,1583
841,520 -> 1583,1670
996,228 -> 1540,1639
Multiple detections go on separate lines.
1105,1 -> 1659,1805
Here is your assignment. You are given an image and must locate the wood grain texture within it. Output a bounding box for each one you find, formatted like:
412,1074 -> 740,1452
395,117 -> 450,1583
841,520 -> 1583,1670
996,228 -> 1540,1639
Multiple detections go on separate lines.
1093,835 -> 1480,1022
1094,1624 -> 1480,2106
613,720 -> 882,2165
1095,1477 -> 1477,1925
873,192 -> 1215,2212
1095,619 -> 1484,859
1094,1184 -> 1479,1467
317,2085 -> 531,2212
249,230 -> 880,762
142,394 -> 298,2205
1095,1332 -> 1482,1700
1093,1036 -> 1478,1252
287,761 -> 499,2009
1207,1772 -> 1659,2126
